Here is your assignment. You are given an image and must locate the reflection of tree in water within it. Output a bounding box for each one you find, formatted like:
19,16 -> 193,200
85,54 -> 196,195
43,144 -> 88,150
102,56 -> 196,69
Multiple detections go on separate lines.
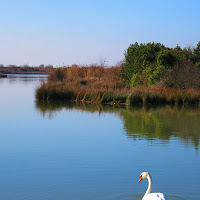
121,106 -> 200,149
35,101 -> 123,118
35,101 -> 200,149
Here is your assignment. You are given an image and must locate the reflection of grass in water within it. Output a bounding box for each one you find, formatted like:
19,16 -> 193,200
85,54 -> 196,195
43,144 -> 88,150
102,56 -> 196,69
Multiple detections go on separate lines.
35,100 -> 130,115
121,105 -> 200,149
35,101 -> 200,149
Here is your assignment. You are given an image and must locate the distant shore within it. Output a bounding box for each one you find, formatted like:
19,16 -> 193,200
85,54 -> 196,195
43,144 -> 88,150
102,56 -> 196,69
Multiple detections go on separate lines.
6,72 -> 48,74
0,65 -> 53,74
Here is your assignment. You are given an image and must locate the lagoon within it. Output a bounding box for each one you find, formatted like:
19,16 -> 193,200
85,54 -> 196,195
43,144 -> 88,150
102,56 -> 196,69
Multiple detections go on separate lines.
0,75 -> 200,200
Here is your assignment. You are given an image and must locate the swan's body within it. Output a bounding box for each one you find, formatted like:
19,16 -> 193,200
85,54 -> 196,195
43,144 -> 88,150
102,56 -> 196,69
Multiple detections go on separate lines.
142,193 -> 166,200
138,172 -> 167,200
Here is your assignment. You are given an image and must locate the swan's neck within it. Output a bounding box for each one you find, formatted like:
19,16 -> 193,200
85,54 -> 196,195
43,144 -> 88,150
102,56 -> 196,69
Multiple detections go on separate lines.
144,174 -> 152,196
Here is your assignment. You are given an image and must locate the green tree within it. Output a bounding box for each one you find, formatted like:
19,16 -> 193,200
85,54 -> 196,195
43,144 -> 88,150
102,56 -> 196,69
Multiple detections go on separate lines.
121,42 -> 165,85
157,49 -> 175,69
147,65 -> 168,86
193,41 -> 200,63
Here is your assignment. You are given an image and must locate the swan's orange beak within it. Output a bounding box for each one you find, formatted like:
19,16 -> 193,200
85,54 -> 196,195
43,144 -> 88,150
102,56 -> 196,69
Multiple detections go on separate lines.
138,176 -> 143,183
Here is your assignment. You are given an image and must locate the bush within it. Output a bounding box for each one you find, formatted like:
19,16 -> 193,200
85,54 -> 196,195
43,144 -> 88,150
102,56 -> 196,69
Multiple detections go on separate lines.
120,42 -> 165,83
164,61 -> 200,89
121,41 -> 200,88
195,62 -> 200,68
147,66 -> 168,86
131,73 -> 140,87
157,49 -> 175,68
49,68 -> 66,81
193,42 -> 200,63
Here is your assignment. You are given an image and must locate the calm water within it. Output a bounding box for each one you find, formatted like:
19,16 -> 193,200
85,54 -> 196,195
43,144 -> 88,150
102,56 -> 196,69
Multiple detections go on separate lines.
0,75 -> 200,200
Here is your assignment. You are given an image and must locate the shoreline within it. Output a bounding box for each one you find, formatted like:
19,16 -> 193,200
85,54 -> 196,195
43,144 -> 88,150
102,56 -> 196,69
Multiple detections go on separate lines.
36,82 -> 200,106
5,72 -> 49,75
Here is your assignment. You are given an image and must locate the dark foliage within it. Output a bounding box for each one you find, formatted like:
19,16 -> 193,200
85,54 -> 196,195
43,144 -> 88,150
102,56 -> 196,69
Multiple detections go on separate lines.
164,61 -> 200,89
121,41 -> 200,88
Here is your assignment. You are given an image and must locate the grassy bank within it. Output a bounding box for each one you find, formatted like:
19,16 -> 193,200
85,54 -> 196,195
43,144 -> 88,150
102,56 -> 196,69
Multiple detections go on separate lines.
36,76 -> 200,106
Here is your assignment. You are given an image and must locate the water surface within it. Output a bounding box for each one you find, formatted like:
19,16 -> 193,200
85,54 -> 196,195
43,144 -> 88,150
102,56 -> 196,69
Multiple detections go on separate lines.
0,75 -> 200,200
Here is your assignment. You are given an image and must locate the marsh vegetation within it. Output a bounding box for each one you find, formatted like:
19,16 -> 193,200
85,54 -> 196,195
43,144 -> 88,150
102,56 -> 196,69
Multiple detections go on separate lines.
36,42 -> 200,105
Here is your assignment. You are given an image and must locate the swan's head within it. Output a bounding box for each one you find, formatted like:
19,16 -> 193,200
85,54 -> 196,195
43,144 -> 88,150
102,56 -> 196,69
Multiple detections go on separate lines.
138,172 -> 149,183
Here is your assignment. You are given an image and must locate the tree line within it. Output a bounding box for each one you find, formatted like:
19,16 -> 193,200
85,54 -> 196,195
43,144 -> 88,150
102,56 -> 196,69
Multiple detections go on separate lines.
120,41 -> 200,89
0,64 -> 53,74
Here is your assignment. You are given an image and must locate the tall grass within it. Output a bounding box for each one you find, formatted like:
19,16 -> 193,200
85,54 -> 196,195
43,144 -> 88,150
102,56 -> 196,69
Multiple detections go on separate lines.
36,82 -> 200,105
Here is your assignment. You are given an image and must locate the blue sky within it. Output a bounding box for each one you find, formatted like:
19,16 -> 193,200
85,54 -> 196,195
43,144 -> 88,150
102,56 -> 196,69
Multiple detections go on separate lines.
0,0 -> 200,66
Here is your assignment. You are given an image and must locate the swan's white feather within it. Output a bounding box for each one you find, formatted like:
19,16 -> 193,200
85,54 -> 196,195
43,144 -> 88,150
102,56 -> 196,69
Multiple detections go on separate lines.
142,193 -> 167,200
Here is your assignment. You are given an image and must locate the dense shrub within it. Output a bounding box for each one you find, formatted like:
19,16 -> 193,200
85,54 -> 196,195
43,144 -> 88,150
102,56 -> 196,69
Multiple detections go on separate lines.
131,73 -> 140,87
164,61 -> 200,89
193,42 -> 200,62
157,49 -> 175,68
120,42 -> 165,83
121,41 -> 200,88
49,68 -> 66,81
147,65 -> 168,86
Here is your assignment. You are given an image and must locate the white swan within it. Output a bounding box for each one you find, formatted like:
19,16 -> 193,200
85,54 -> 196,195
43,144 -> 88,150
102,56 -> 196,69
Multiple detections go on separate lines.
138,172 -> 167,200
